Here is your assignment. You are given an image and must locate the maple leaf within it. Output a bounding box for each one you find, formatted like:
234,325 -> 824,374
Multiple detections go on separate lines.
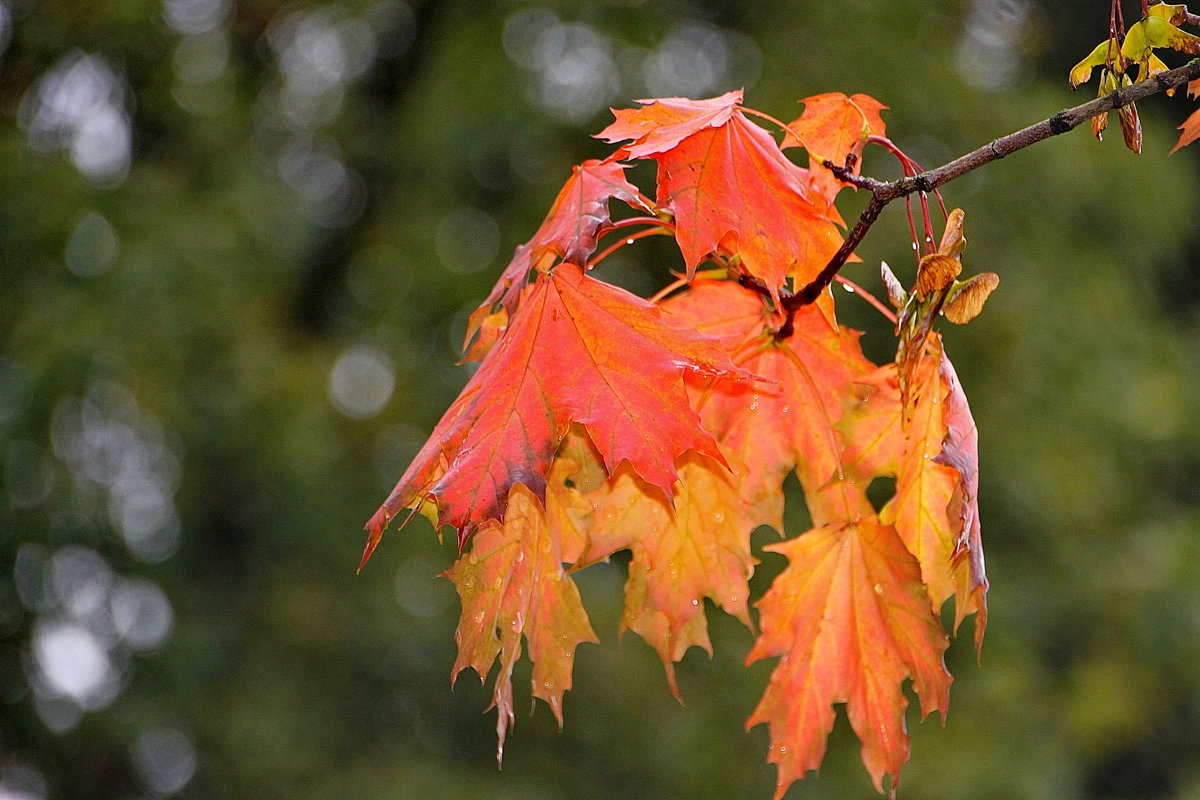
935,347 -> 988,649
660,278 -> 874,532
746,516 -> 951,796
879,353 -> 961,609
1169,107 -> 1200,154
783,92 -> 888,208
579,452 -> 757,696
598,89 -> 744,158
783,92 -> 887,162
464,158 -> 649,354
598,93 -> 844,296
662,276 -> 982,791
840,340 -> 988,646
364,264 -> 747,561
445,483 -> 597,762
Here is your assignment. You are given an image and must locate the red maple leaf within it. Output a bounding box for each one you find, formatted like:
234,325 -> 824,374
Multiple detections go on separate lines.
465,158 -> 650,354
1169,106 -> 1200,154
598,89 -> 745,159
364,264 -> 748,562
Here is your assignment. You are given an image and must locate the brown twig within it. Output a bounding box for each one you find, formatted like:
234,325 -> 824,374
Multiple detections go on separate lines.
777,58 -> 1200,331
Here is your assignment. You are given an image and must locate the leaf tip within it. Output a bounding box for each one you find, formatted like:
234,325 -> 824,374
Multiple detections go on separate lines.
357,509 -> 390,573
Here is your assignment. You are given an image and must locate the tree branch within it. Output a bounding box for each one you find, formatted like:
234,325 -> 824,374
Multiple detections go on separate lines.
783,58 -> 1200,320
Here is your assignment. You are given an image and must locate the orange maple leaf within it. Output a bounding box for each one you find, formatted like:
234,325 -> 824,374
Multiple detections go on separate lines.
661,278 -> 874,532
746,516 -> 951,796
598,93 -> 843,296
579,452 -> 757,696
783,92 -> 888,209
445,483 -> 597,762
1169,106 -> 1200,154
364,264 -> 747,561
663,277 -> 981,792
841,339 -> 988,647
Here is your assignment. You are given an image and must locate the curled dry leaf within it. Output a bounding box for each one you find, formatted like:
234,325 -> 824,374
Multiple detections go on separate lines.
937,208 -> 966,259
1119,100 -> 1144,154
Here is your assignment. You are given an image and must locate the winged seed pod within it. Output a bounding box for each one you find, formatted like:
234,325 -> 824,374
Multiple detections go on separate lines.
1119,100 -> 1144,153
914,253 -> 962,301
943,272 -> 1000,324
937,207 -> 966,259
880,261 -> 907,309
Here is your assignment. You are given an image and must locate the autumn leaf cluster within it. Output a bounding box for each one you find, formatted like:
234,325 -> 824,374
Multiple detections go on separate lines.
365,89 -> 991,796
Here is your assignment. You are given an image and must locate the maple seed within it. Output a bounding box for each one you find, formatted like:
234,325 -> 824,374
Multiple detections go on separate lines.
943,273 -> 1000,324
914,254 -> 962,300
938,208 -> 966,258
881,261 -> 907,309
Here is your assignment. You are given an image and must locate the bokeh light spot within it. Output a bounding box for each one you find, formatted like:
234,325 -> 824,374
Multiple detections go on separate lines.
130,727 -> 197,796
110,578 -> 174,652
65,212 -> 120,278
329,344 -> 396,419
19,53 -> 132,184
435,208 -> 501,275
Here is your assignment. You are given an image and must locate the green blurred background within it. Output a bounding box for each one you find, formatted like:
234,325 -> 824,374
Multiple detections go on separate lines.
3,0 -> 1200,798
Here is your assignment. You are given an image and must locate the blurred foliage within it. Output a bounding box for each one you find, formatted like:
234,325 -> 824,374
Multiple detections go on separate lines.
2,0 -> 1200,798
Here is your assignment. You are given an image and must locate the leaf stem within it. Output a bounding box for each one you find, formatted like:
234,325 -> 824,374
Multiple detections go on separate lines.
608,215 -> 675,232
834,275 -> 898,324
648,276 -> 690,304
588,223 -> 672,268
741,106 -> 804,143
